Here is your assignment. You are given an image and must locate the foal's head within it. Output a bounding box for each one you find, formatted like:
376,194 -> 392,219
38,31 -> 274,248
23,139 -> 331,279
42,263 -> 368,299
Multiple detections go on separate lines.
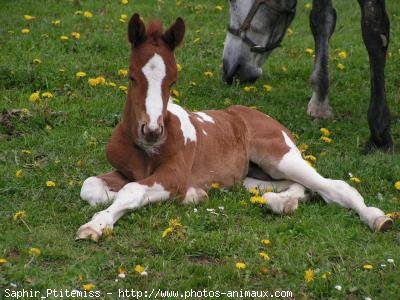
126,14 -> 185,149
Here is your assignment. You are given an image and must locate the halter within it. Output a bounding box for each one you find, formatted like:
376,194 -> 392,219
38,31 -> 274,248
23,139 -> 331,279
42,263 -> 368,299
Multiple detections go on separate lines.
227,0 -> 296,53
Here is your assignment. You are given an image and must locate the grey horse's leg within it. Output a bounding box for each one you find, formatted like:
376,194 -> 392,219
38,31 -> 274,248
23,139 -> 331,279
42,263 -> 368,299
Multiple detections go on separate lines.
307,0 -> 337,119
358,0 -> 393,153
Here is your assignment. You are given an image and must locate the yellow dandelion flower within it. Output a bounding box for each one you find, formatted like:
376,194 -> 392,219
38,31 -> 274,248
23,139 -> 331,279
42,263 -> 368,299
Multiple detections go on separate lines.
304,154 -> 317,163
118,266 -> 127,275
119,86 -> 128,93
169,218 -> 183,228
259,251 -> 270,261
71,32 -> 80,40
51,20 -> 61,26
83,11 -> 93,18
74,10 -> 83,15
32,58 -> 42,64
394,181 -> 400,191
243,85 -> 257,92
261,239 -> 271,246
106,81 -> 117,87
337,63 -> 345,70
298,143 -> 309,152
28,247 -> 41,256
60,35 -> 69,42
305,48 -> 314,55
29,91 -> 40,103
24,15 -> 35,21
211,182 -> 220,189
204,71 -> 214,78
76,71 -> 86,78
250,196 -> 266,205
22,149 -> 31,155
42,92 -> 53,98
263,84 -> 273,92
102,227 -> 113,237
304,269 -> 314,283
46,180 -> 56,187
338,51 -> 348,59
13,211 -> 26,221
320,136 -> 332,143
121,0 -> 129,4
321,271 -> 331,279
21,28 -> 30,34
386,212 -> 400,220
88,78 -> 100,86
82,283 -> 94,291
249,188 -> 260,196
162,227 -> 173,238
176,63 -> 182,72
215,5 -> 223,11
235,262 -> 246,270
119,14 -> 128,23
15,169 -> 23,178
171,89 -> 180,98
363,264 -> 373,270
0,258 -> 8,265
134,264 -> 145,273
350,177 -> 361,184
118,69 -> 128,76
286,27 -> 293,36
320,127 -> 330,136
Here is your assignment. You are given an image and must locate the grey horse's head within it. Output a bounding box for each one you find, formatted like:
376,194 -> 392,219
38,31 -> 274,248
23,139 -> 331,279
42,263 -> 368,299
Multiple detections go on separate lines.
222,0 -> 297,84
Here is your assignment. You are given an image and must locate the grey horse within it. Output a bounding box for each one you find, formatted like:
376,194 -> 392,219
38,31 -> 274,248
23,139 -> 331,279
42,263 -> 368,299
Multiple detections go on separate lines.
222,0 -> 393,153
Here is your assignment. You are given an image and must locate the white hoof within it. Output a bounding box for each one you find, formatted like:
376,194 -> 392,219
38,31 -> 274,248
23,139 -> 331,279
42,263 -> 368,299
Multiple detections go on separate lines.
373,216 -> 393,232
182,187 -> 208,205
80,177 -> 116,206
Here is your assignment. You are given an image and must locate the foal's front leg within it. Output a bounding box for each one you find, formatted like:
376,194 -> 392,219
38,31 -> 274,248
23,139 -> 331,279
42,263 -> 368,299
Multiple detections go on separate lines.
307,0 -> 337,118
76,159 -> 189,242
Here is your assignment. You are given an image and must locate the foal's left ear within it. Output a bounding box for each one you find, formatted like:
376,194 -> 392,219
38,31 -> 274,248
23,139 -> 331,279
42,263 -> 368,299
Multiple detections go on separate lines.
162,17 -> 185,50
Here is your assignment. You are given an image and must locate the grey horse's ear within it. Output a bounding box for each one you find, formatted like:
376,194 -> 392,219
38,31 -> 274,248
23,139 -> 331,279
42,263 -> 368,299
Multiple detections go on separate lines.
128,13 -> 146,47
162,17 -> 185,50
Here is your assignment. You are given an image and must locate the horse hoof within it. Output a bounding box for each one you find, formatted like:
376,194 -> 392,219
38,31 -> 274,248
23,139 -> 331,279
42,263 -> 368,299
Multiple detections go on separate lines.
373,216 -> 393,232
283,198 -> 298,214
76,226 -> 101,242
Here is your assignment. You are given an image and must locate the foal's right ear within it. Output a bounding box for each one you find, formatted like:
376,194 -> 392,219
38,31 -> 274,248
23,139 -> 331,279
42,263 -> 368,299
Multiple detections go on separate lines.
128,13 -> 146,47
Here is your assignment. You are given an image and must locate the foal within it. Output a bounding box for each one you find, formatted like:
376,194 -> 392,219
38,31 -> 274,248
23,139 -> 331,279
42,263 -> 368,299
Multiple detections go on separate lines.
76,14 -> 392,242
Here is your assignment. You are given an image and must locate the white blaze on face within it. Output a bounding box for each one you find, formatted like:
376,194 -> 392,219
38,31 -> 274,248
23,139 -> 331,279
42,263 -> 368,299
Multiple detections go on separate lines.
142,54 -> 166,130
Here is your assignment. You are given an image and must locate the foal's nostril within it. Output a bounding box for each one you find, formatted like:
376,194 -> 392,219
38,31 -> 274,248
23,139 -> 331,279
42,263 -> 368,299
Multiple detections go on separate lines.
141,124 -> 146,136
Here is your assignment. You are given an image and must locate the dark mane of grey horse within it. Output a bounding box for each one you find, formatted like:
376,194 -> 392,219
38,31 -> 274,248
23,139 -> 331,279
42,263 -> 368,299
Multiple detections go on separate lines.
222,0 -> 393,154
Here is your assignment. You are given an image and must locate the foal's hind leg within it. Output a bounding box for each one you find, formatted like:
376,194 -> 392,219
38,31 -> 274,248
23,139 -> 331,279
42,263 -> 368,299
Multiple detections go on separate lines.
243,177 -> 309,214
307,0 -> 336,119
255,132 -> 392,231
80,171 -> 129,206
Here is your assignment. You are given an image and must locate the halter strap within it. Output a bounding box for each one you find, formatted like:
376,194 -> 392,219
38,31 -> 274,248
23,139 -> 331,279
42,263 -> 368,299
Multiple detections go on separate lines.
227,0 -> 296,53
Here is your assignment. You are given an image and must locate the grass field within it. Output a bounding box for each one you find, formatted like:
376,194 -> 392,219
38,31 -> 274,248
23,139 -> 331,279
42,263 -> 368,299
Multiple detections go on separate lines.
1,0 -> 400,299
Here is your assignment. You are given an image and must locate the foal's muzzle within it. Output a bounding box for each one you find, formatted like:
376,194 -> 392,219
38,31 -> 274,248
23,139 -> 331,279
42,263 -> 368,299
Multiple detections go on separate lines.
140,122 -> 164,143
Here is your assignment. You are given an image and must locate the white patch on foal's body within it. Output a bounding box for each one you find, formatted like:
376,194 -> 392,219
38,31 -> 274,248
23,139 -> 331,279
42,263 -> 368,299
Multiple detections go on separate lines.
142,53 -> 166,130
194,112 -> 215,124
80,177 -> 117,206
167,100 -> 197,144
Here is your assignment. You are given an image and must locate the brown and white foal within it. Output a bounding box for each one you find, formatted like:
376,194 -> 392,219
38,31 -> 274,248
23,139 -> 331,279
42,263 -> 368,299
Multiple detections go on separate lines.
76,14 -> 392,242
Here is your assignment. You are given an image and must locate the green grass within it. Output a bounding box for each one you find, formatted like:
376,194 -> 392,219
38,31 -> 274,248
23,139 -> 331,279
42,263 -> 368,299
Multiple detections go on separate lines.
1,0 -> 399,299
